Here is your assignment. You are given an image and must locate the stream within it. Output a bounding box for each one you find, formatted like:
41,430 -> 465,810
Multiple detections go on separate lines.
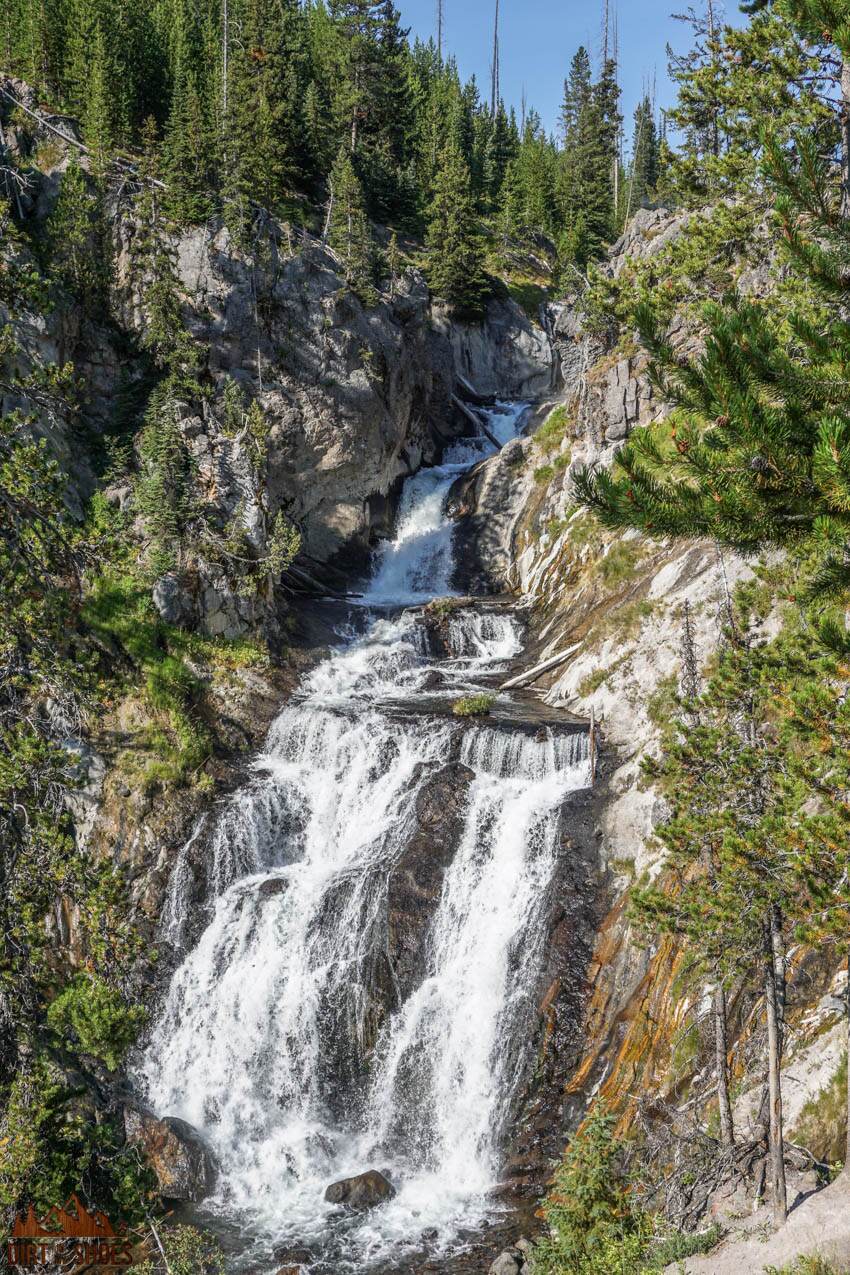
138,403 -> 592,1273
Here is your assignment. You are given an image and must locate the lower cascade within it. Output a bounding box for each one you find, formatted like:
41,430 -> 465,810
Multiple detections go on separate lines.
139,405 -> 592,1271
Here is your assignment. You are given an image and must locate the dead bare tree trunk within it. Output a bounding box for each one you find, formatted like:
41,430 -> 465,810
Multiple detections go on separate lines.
490,0 -> 500,117
841,54 -> 850,219
845,950 -> 850,1171
714,983 -> 735,1149
764,921 -> 787,1228
770,904 -> 786,1059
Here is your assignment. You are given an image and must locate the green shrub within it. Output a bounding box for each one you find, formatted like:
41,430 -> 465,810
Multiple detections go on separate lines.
47,974 -> 147,1071
507,278 -> 548,319
534,1102 -> 649,1275
534,464 -> 555,484
130,1223 -> 226,1275
452,694 -> 495,717
645,1224 -> 723,1269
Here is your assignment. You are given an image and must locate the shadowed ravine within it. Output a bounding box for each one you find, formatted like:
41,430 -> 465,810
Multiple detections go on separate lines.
137,404 -> 592,1273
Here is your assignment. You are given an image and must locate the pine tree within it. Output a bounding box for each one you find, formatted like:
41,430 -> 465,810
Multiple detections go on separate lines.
628,95 -> 659,213
534,1102 -> 648,1273
555,46 -> 616,267
574,0 -> 850,1202
131,119 -> 197,372
163,70 -> 216,225
222,0 -> 304,240
327,144 -> 376,301
425,141 -> 490,316
45,158 -> 107,314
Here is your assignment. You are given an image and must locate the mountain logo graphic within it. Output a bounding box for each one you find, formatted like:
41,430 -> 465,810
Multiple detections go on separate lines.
7,1195 -> 131,1268
11,1196 -> 116,1240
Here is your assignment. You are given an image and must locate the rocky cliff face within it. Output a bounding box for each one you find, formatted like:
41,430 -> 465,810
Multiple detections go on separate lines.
458,208 -> 847,1182
112,217 -> 554,573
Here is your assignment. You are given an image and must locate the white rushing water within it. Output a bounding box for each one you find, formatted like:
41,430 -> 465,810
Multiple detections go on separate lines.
140,404 -> 592,1272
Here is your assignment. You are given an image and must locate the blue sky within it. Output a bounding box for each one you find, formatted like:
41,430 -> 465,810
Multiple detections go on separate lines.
398,1 -> 746,148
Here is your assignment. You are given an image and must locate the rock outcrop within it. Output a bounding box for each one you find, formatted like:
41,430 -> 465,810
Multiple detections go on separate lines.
124,1107 -> 217,1202
324,1169 -> 396,1209
459,207 -> 848,1239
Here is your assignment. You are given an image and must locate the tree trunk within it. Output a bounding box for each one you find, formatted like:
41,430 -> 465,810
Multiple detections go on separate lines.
842,54 -> 850,220
845,950 -> 850,1171
770,904 -> 786,1060
764,923 -> 787,1228
714,982 -> 735,1149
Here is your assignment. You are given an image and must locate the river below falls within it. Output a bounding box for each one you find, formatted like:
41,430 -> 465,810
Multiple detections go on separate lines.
136,403 -> 592,1273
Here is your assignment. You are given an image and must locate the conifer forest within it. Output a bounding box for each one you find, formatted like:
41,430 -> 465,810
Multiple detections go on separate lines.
5,1 -> 850,1272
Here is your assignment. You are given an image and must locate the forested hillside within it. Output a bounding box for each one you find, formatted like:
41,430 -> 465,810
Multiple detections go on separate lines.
5,0 -> 850,1273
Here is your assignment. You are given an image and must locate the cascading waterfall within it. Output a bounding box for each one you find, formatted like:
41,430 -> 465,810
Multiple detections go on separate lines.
139,404 -> 592,1272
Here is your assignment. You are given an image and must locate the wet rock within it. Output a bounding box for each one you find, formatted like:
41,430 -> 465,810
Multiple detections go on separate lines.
323,1169 -> 396,1209
123,1107 -> 217,1202
489,1252 -> 522,1275
271,1244 -> 314,1273
257,876 -> 288,899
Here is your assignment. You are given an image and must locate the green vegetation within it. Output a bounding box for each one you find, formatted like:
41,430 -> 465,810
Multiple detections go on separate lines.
534,1102 -> 723,1274
791,1054 -> 848,1168
130,1224 -> 226,1275
452,694 -> 495,717
535,405 -> 572,454
578,668 -> 609,697
765,1261 -> 843,1275
47,974 -> 148,1071
575,0 -> 850,1227
597,540 -> 646,589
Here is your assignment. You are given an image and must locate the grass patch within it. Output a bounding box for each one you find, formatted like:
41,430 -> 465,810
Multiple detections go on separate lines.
534,464 -> 555,484
426,597 -> 466,616
566,510 -> 598,551
507,278 -> 548,319
83,570 -> 266,791
534,404 -> 573,454
790,1052 -> 847,1168
597,540 -> 647,588
647,674 -> 680,731
645,1224 -> 723,1269
578,668 -> 608,697
766,1260 -> 844,1275
452,694 -> 495,717
600,598 -> 655,640
84,571 -> 211,790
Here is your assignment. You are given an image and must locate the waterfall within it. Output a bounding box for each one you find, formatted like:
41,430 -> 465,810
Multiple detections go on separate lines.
139,404 -> 592,1272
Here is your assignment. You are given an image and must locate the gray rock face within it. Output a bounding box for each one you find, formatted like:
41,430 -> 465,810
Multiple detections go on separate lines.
152,573 -> 196,627
112,220 -> 553,575
437,296 -> 554,399
123,1107 -> 217,1202
323,1169 -> 396,1209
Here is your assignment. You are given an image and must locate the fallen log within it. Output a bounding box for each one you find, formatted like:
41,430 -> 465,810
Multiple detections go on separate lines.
500,642 -> 582,690
450,395 -> 501,451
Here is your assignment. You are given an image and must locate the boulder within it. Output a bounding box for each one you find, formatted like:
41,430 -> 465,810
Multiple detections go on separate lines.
489,1253 -> 522,1275
323,1169 -> 395,1209
124,1107 -> 217,1202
